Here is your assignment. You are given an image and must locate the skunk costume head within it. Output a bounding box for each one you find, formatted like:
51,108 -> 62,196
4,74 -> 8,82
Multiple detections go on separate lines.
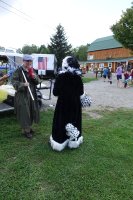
60,56 -> 81,75
62,56 -> 80,70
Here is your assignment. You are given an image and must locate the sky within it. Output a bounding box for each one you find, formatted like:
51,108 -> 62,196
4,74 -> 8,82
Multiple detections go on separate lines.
0,0 -> 132,50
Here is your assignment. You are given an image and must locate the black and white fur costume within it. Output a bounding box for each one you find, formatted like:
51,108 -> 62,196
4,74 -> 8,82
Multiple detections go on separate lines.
50,56 -> 84,151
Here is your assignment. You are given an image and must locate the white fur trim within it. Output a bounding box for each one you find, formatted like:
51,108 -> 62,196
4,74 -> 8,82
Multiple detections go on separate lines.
68,136 -> 83,149
80,92 -> 86,99
50,135 -> 69,151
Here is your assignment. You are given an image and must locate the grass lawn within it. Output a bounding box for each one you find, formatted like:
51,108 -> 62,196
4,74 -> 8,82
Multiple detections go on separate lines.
82,76 -> 97,83
0,109 -> 133,200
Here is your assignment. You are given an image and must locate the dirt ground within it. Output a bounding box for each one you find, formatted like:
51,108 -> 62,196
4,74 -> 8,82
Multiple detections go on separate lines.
84,72 -> 133,111
41,72 -> 133,116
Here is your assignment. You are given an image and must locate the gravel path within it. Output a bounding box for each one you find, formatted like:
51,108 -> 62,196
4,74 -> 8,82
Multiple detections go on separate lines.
84,73 -> 133,111
41,73 -> 133,112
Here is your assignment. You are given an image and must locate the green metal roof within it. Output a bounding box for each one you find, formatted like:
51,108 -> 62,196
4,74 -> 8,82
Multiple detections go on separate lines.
88,35 -> 123,52
87,57 -> 133,63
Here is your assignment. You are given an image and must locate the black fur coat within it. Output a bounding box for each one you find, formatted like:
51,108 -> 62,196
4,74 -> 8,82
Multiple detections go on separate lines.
52,71 -> 84,144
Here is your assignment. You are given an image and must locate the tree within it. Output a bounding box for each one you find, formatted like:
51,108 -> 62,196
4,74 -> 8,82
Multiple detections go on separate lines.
48,24 -> 72,67
38,45 -> 50,54
21,44 -> 38,54
111,2 -> 133,51
72,44 -> 90,61
21,44 -> 50,54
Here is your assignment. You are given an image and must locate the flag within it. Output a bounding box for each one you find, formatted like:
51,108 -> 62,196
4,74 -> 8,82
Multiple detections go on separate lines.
38,57 -> 47,70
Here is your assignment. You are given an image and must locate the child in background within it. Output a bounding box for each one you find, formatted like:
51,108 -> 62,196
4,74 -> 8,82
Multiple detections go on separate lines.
108,68 -> 112,84
123,70 -> 130,88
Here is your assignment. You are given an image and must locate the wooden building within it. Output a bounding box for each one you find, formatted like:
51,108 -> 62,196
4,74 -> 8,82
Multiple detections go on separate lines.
87,35 -> 133,72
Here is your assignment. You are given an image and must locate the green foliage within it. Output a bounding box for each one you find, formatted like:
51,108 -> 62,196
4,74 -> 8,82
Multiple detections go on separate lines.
0,109 -> 133,199
48,24 -> 72,67
38,45 -> 50,54
21,44 -> 38,54
72,44 -> 90,61
21,44 -> 50,54
111,3 -> 133,51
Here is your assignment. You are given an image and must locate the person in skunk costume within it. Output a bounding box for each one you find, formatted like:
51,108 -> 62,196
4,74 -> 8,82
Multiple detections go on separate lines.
50,56 -> 84,151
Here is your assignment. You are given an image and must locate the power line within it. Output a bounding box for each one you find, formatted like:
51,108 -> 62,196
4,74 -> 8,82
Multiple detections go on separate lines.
0,0 -> 32,19
0,0 -> 55,30
0,4 -> 31,21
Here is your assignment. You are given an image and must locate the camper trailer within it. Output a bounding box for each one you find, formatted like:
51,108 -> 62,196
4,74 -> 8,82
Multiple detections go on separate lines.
0,51 -> 23,72
32,54 -> 57,78
0,50 -> 23,112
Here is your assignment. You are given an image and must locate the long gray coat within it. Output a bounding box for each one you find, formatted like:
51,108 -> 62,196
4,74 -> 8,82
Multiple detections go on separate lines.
11,66 -> 40,129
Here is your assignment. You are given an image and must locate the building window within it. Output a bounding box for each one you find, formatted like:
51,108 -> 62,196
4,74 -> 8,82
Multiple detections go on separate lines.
99,63 -> 104,68
108,63 -> 112,69
87,55 -> 94,60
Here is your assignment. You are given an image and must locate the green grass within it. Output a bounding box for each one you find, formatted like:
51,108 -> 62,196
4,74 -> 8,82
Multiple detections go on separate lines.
0,109 -> 133,200
82,77 -> 97,83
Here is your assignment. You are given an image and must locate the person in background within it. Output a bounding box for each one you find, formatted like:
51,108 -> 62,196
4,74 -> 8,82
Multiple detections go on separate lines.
103,67 -> 109,82
86,65 -> 89,73
0,73 -> 8,85
50,56 -> 84,151
123,70 -> 130,88
100,67 -> 103,77
130,68 -> 133,84
108,68 -> 112,84
11,55 -> 41,139
0,67 -> 16,85
94,65 -> 98,79
116,63 -> 123,87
